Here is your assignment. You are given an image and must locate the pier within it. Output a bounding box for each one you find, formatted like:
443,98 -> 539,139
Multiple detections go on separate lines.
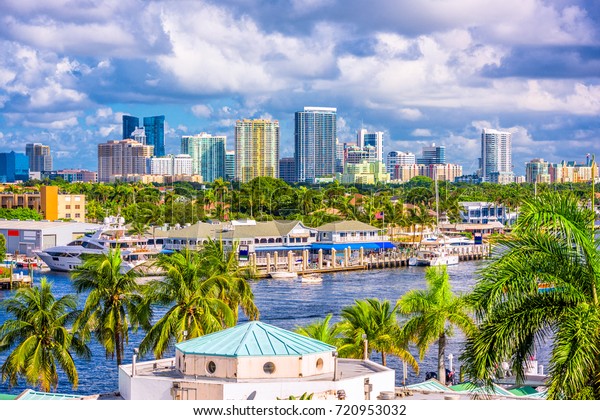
244,244 -> 490,278
0,272 -> 33,290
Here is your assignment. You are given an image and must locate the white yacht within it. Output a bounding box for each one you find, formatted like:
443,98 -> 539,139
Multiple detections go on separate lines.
408,247 -> 459,267
35,216 -> 161,273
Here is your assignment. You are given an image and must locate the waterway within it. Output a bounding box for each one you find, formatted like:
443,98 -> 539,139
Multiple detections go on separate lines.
0,261 -> 550,396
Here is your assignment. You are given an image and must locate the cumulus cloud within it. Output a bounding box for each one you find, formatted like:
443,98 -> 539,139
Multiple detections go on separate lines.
412,129 -> 432,137
191,104 -> 212,118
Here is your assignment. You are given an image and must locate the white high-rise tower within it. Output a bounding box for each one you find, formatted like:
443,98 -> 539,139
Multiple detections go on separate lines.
481,128 -> 513,184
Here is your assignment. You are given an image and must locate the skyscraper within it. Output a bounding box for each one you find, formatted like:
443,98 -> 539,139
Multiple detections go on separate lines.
225,150 -> 235,181
294,107 -> 337,183
0,151 -> 29,182
122,115 -> 140,139
357,129 -> 384,162
481,128 -> 513,183
181,133 -> 226,183
416,143 -> 446,165
143,115 -> 165,157
97,139 -> 153,183
525,158 -> 550,184
25,143 -> 52,172
235,119 -> 279,183
279,157 -> 296,184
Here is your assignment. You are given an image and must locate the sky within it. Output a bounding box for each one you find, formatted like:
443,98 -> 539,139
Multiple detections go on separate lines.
0,0 -> 599,175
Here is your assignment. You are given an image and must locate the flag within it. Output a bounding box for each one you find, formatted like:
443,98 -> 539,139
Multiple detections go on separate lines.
375,211 -> 384,220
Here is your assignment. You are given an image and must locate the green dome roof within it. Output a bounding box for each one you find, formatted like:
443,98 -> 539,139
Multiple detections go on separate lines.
175,321 -> 336,357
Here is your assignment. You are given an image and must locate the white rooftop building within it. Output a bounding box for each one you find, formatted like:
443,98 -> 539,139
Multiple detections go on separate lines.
119,321 -> 395,400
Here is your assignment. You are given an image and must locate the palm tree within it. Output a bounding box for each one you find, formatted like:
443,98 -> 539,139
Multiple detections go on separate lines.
139,249 -> 236,359
461,191 -> 600,399
338,298 -> 418,371
397,266 -> 475,384
71,248 -> 148,367
200,238 -> 259,321
0,278 -> 90,392
294,314 -> 343,348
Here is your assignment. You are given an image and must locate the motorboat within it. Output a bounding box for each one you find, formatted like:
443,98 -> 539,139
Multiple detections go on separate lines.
34,216 -> 160,273
408,247 -> 459,267
300,273 -> 323,284
269,271 -> 298,279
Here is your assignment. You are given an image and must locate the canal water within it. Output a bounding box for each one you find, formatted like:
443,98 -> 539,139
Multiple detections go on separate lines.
0,261 -> 550,396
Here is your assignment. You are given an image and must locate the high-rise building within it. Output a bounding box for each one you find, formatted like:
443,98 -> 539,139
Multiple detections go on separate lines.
122,115 -> 140,139
417,143 -> 446,165
131,127 -> 146,145
294,107 -> 337,183
0,151 -> 29,182
147,154 -> 193,176
525,158 -> 550,184
386,151 -> 416,180
345,145 -> 377,165
225,150 -> 235,181
181,133 -> 226,183
357,129 -> 384,162
97,139 -> 153,183
335,139 -> 345,174
143,115 -> 166,157
481,128 -> 513,183
235,119 -> 279,183
25,143 -> 52,172
279,157 -> 296,184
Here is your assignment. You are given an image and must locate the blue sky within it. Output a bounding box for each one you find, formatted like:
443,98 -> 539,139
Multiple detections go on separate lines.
0,0 -> 599,175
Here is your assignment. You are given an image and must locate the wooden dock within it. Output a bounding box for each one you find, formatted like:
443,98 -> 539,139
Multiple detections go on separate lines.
0,273 -> 33,290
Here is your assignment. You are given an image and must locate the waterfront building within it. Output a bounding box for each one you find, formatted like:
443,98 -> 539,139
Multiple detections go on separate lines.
0,151 -> 29,183
0,186 -> 86,223
181,133 -> 226,183
97,139 -> 153,183
43,169 -> 97,183
481,128 -> 513,183
25,143 -> 52,173
417,143 -> 445,165
225,150 -> 235,181
294,107 -> 336,183
147,154 -> 193,176
525,158 -> 550,184
337,160 -> 390,185
279,157 -> 296,184
235,119 -> 279,183
119,320 -> 394,400
0,219 -> 99,256
122,115 -> 140,139
357,129 -> 384,162
459,201 -> 515,225
143,115 -> 165,157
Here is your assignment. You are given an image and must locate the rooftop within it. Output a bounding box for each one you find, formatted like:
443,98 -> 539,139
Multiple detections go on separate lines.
175,321 -> 336,357
317,220 -> 380,233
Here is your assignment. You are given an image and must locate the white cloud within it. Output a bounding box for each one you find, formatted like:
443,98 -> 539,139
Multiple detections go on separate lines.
191,104 -> 213,118
412,129 -> 432,137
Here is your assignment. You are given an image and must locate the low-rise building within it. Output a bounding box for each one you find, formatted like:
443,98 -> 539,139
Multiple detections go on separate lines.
118,321 -> 395,400
0,186 -> 86,222
459,201 -> 515,225
0,220 -> 99,256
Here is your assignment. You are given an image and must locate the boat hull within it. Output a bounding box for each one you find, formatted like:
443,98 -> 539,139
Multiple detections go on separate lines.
269,272 -> 298,279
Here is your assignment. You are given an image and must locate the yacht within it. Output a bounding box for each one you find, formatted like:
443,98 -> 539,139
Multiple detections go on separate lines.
408,247 -> 459,267
34,216 -> 160,273
269,271 -> 298,280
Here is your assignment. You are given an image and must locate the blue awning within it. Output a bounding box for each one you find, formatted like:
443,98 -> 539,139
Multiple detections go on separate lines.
311,242 -> 396,251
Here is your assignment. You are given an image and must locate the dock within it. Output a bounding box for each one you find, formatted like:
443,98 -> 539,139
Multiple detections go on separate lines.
0,272 -> 33,290
248,244 -> 490,278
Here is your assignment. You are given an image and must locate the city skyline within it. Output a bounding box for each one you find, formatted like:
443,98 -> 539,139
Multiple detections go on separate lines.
0,1 -> 599,175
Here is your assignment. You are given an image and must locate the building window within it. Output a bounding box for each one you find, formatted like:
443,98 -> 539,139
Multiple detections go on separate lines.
75,213 -> 80,218
75,205 -> 80,209
65,205 -> 71,209
206,361 -> 217,374
263,362 -> 276,374
316,358 -> 323,371
65,213 -> 71,218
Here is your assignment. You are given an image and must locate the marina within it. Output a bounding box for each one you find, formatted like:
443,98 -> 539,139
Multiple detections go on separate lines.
0,259 -> 552,397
